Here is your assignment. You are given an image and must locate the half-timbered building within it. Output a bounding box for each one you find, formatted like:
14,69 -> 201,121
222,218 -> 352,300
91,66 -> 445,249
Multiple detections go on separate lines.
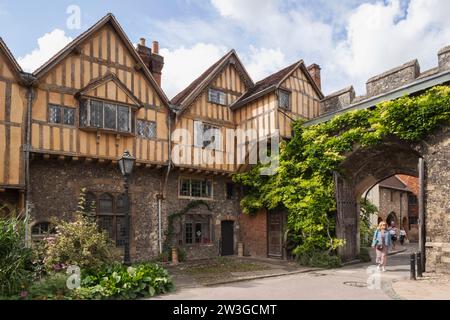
0,13 -> 325,261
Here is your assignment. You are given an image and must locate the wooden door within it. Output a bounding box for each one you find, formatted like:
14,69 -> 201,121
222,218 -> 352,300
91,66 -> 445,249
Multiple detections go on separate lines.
268,211 -> 283,258
221,221 -> 234,256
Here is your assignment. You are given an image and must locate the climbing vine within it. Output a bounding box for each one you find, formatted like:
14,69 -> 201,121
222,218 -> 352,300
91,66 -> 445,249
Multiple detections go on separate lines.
234,85 -> 450,257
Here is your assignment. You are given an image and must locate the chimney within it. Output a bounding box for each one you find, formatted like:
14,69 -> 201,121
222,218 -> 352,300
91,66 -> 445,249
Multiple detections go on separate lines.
152,41 -> 159,55
136,38 -> 164,87
307,63 -> 321,90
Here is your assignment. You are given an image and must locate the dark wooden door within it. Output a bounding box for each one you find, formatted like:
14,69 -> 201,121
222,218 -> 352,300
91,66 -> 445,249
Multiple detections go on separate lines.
268,211 -> 283,258
221,221 -> 234,256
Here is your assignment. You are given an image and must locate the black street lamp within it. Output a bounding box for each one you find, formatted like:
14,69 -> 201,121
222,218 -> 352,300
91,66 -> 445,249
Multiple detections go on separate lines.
118,150 -> 135,265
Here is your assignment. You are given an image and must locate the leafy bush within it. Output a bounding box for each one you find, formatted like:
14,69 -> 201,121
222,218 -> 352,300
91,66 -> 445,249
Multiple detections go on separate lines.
295,250 -> 342,268
73,263 -> 173,299
0,215 -> 33,296
43,212 -> 119,272
43,189 -> 120,272
27,273 -> 72,300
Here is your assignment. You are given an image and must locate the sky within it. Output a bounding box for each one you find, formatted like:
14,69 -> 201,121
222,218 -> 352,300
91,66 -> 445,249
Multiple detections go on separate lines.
0,0 -> 449,98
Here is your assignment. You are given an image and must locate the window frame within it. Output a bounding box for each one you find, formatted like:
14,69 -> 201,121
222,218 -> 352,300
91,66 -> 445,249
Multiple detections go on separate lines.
89,192 -> 128,247
136,119 -> 157,139
194,121 -> 221,150
178,177 -> 213,200
48,104 -> 76,126
208,88 -> 227,106
79,98 -> 136,135
31,221 -> 56,241
183,214 -> 212,246
278,89 -> 291,111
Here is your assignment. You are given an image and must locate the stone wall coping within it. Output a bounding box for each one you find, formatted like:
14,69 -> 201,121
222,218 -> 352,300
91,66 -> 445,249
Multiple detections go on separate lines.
438,45 -> 450,55
322,86 -> 355,101
366,59 -> 419,84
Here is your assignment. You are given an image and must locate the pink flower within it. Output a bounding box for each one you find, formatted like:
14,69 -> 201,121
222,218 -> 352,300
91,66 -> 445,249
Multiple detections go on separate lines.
20,291 -> 28,298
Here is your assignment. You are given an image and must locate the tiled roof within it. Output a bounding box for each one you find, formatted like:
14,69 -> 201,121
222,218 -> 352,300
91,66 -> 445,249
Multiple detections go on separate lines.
231,61 -> 300,108
170,52 -> 229,105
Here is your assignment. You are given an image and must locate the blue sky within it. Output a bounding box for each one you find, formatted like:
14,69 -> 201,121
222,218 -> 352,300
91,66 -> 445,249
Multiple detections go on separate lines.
1,0 -> 449,98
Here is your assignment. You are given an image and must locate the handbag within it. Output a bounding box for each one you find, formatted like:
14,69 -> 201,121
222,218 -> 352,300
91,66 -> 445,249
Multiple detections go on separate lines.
376,230 -> 385,250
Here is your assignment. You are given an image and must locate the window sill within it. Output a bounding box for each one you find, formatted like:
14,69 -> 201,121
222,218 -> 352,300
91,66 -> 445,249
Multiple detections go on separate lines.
184,243 -> 214,247
178,196 -> 213,201
79,126 -> 135,137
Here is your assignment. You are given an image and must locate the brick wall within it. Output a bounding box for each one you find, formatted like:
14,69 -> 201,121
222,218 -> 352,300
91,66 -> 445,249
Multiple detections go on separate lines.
239,209 -> 267,258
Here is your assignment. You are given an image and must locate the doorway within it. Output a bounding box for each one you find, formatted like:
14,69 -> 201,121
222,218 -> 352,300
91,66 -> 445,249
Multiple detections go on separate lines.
221,221 -> 234,256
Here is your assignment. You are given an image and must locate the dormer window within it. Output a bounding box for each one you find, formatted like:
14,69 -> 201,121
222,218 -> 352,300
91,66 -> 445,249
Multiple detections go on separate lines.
79,99 -> 135,134
208,88 -> 227,105
278,89 -> 291,110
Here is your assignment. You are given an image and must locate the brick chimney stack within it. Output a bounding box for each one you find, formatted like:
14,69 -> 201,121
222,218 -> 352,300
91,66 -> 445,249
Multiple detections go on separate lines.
136,38 -> 164,87
307,63 -> 321,90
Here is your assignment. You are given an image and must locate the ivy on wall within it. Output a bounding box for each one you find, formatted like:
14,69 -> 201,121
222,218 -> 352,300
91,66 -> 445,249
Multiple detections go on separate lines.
234,86 -> 450,257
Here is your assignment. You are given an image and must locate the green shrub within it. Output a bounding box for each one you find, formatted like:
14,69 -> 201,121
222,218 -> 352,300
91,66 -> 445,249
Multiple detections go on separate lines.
73,263 -> 173,300
0,215 -> 33,296
43,212 -> 119,272
27,273 -> 72,300
296,250 -> 342,268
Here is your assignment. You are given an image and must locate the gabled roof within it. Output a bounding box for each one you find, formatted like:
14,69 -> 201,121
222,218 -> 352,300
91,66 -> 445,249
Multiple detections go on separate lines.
379,176 -> 410,192
75,71 -> 143,108
231,60 -> 324,110
32,13 -> 169,107
170,49 -> 254,112
0,37 -> 23,78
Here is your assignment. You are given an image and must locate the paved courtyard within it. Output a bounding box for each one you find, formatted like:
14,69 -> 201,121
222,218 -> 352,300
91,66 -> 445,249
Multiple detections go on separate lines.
154,244 -> 447,300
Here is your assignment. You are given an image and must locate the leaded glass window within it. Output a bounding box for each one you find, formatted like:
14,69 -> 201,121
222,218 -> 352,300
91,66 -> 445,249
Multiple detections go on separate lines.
136,120 -> 156,139
278,90 -> 291,110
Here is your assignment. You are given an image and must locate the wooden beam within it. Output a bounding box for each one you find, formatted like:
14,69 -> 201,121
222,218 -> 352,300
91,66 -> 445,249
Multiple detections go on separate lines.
98,158 -> 106,164
0,188 -> 5,193
85,157 -> 93,163
43,154 -> 50,160
72,156 -> 79,162
145,163 -> 154,168
57,155 -> 66,161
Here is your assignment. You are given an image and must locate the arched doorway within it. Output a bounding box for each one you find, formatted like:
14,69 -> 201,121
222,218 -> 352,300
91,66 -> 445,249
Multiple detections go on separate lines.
387,212 -> 398,227
335,138 -> 421,260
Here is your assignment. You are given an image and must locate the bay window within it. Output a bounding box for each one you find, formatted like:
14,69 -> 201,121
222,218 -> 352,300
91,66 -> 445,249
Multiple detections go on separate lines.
80,99 -> 135,134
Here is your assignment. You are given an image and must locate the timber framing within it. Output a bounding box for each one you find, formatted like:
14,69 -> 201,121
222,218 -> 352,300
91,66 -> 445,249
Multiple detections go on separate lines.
33,13 -> 170,108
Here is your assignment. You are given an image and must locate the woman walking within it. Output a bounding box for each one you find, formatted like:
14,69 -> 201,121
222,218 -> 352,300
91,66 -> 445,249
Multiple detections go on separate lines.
371,221 -> 392,272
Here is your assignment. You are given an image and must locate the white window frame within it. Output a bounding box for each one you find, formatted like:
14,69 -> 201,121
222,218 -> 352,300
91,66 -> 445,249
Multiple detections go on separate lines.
178,177 -> 214,200
208,88 -> 227,105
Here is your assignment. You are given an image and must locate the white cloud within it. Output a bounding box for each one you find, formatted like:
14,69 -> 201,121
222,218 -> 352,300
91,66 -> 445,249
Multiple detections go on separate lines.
244,47 -> 286,81
210,0 -> 450,96
18,29 -> 72,72
160,43 -> 227,99
334,0 -> 450,94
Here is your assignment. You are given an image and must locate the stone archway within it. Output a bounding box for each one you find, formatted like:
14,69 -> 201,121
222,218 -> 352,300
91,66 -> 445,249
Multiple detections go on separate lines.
335,137 -> 421,261
334,127 -> 449,272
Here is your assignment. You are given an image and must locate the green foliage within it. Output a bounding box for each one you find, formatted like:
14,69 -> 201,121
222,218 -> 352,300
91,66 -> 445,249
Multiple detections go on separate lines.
234,86 -> 450,259
360,198 -> 378,247
0,215 -> 33,296
295,250 -> 342,268
43,189 -> 119,272
73,263 -> 173,300
27,273 -> 72,300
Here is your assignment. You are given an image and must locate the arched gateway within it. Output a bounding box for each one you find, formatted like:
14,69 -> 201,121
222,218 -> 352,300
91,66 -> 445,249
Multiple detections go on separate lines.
334,128 -> 449,273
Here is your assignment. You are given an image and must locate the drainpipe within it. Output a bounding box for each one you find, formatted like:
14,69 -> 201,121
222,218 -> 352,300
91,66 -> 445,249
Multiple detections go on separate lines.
157,107 -> 175,254
22,74 -> 36,245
